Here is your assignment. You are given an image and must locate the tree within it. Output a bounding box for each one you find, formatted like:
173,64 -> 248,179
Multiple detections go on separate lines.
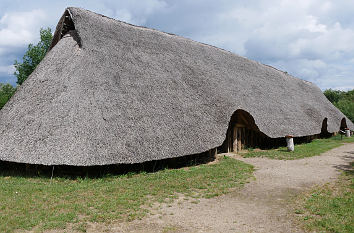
336,99 -> 354,123
14,27 -> 53,85
323,89 -> 354,123
0,83 -> 16,109
323,89 -> 342,103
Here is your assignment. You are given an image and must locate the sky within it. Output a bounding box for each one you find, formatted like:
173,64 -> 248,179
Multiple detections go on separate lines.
0,0 -> 353,90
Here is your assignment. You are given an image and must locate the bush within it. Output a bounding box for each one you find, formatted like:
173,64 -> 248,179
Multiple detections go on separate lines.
0,83 -> 16,109
324,89 -> 354,122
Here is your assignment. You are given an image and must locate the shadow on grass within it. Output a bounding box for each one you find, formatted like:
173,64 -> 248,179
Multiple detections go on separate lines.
333,157 -> 354,175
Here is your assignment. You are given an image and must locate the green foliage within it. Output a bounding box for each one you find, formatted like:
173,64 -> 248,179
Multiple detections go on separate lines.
324,89 -> 354,122
323,89 -> 343,103
0,83 -> 16,109
0,157 -> 253,232
336,98 -> 354,123
14,27 -> 53,85
243,135 -> 354,160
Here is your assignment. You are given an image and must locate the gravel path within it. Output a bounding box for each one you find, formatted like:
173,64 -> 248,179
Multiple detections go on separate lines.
88,143 -> 354,233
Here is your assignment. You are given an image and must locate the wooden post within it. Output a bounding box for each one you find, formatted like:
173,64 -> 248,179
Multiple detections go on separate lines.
285,135 -> 294,152
237,128 -> 242,151
245,128 -> 249,149
242,128 -> 245,150
227,130 -> 230,152
229,130 -> 232,152
250,130 -> 254,148
345,128 -> 351,137
233,126 -> 238,152
25,164 -> 30,172
241,128 -> 245,149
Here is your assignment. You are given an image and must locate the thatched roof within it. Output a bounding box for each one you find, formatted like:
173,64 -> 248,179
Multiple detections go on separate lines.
0,7 -> 352,166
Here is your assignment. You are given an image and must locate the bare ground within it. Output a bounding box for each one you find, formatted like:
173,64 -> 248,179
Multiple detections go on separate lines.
83,143 -> 354,233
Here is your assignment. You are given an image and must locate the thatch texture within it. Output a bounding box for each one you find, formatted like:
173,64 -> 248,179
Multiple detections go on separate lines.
0,7 -> 352,166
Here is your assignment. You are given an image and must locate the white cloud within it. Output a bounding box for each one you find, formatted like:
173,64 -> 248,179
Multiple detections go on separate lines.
208,0 -> 354,90
0,65 -> 16,84
0,65 -> 15,75
0,9 -> 46,47
99,0 -> 167,25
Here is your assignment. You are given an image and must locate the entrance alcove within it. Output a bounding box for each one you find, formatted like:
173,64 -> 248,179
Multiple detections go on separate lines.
320,118 -> 332,138
340,118 -> 347,130
219,109 -> 270,153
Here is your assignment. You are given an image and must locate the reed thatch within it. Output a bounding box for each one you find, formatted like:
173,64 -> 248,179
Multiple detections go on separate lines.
0,7 -> 352,166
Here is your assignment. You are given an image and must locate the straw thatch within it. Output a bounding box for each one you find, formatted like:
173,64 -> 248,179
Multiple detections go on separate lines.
0,7 -> 352,166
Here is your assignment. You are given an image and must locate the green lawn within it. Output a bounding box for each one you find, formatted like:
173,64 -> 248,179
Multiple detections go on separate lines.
295,163 -> 354,232
243,135 -> 354,160
0,157 -> 253,232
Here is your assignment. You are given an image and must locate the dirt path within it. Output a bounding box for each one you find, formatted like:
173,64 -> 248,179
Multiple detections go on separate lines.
88,143 -> 354,233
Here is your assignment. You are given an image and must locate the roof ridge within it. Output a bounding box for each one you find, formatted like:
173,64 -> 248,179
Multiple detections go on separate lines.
66,7 -> 242,57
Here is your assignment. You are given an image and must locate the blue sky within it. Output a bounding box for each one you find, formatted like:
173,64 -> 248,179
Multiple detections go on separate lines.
0,0 -> 353,90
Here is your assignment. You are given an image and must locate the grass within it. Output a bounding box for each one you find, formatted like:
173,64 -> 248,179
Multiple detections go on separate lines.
0,156 -> 253,232
294,163 -> 354,232
243,135 -> 354,160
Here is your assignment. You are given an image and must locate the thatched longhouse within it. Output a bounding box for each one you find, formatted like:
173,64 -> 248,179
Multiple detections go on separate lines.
0,7 -> 352,166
